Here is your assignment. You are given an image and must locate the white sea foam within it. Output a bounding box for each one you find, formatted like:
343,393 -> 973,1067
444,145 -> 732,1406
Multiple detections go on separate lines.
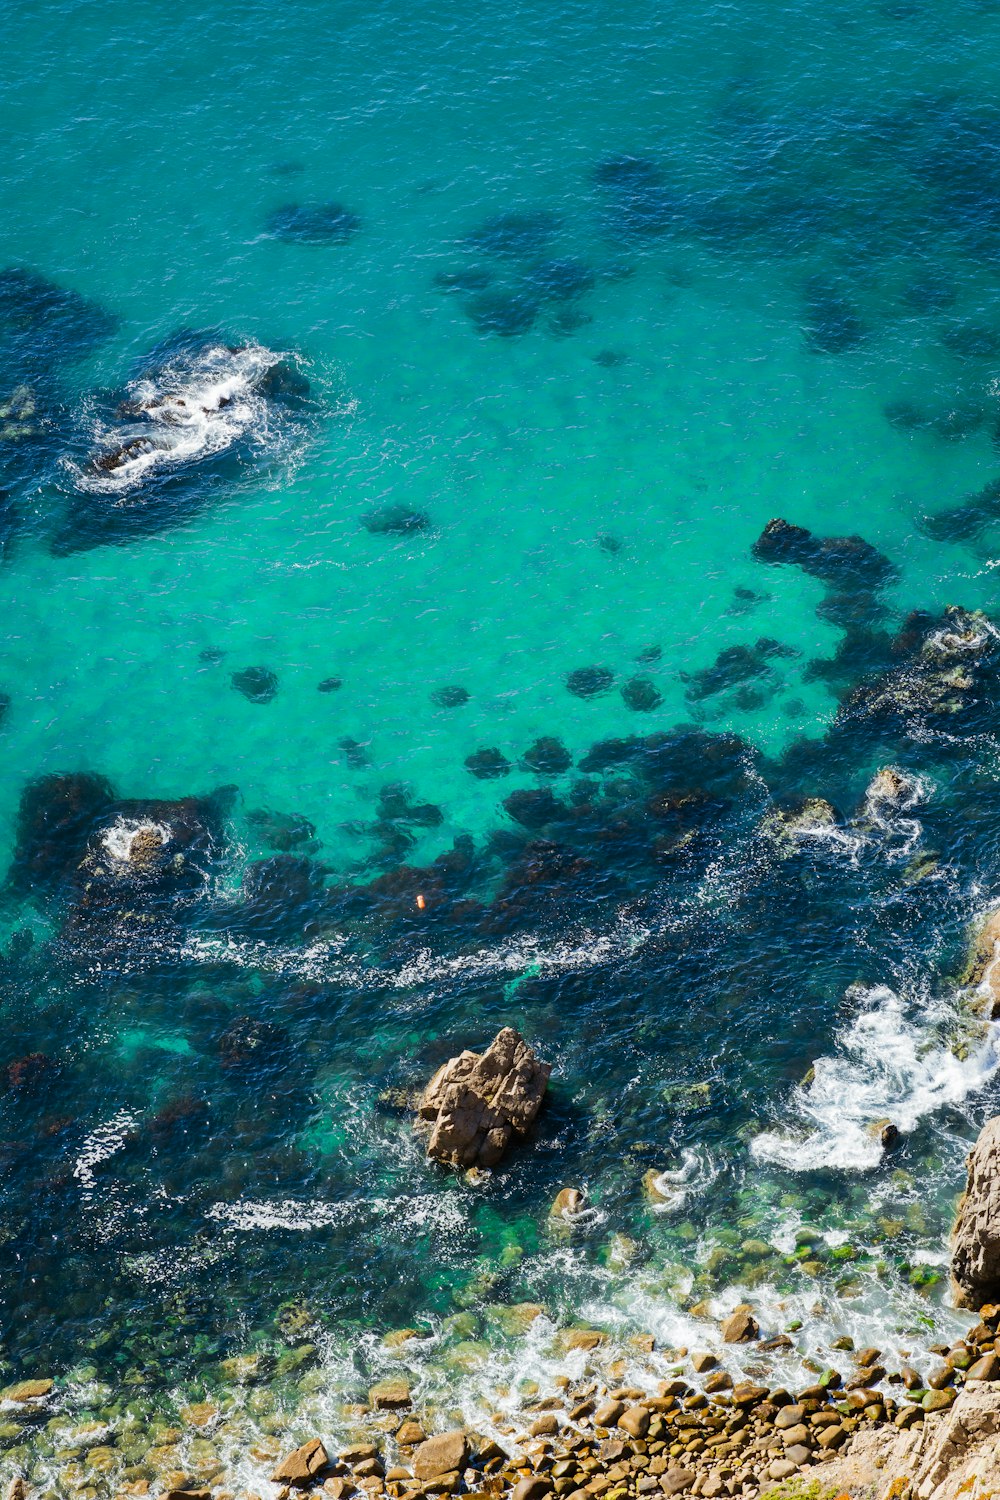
74,341 -> 294,495
100,817 -> 171,865
752,983 -> 1000,1171
644,1147 -> 719,1211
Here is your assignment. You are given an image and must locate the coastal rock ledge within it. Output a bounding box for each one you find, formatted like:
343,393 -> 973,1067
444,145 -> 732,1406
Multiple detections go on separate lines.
952,1115 -> 1000,1309
417,1027 -> 551,1168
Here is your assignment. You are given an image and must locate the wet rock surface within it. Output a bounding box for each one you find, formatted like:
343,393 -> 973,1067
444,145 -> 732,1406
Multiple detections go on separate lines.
417,1027 -> 551,1168
952,1116 -> 1000,1309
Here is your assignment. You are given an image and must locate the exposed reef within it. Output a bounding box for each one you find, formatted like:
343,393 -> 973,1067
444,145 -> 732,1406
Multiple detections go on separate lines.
53,330 -> 313,553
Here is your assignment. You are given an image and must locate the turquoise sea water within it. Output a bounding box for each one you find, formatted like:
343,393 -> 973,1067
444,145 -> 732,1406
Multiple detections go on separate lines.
6,0 -> 1000,1484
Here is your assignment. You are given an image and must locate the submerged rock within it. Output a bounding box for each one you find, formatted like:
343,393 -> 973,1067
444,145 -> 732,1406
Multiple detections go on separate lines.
621,676 -> 662,712
752,516 -> 895,591
417,1026 -> 551,1169
264,201 -> 361,244
953,1116 -> 1000,1308
465,747 -> 511,779
566,665 -> 614,698
231,665 -> 278,704
521,736 -> 572,774
432,684 -> 469,708
760,797 -> 838,851
361,504 -> 430,535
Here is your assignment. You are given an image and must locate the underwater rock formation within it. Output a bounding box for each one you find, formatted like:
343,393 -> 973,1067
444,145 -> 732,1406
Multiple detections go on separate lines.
752,517 -> 895,591
0,267 -> 117,372
432,684 -> 469,708
54,332 -> 313,553
521,736 -> 572,774
8,775 -> 230,920
464,747 -> 511,779
232,666 -> 279,704
838,606 -> 997,733
417,1026 -> 551,1169
361,504 -> 430,535
952,1115 -> 1000,1309
264,201 -> 361,244
566,665 -> 614,698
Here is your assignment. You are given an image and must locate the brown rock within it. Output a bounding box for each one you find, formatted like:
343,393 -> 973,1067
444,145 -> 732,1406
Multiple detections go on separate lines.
731,1382 -> 768,1407
593,1402 -> 624,1427
954,1117 -> 1000,1308
1,1379 -> 53,1403
413,1434 -> 468,1481
618,1407 -> 650,1439
529,1415 -> 559,1438
967,1353 -> 1000,1381
779,1424 -> 810,1447
417,1028 -> 551,1169
691,1353 -> 717,1373
720,1305 -> 759,1343
659,1472 -> 696,1497
369,1379 -> 411,1410
396,1423 -> 427,1447
511,1480 -> 552,1500
550,1188 -> 585,1221
816,1424 -> 846,1449
774,1404 -> 805,1429
272,1438 -> 330,1487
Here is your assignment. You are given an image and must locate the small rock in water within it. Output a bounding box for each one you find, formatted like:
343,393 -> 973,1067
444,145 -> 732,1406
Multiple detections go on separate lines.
720,1304 -> 759,1342
432,684 -> 469,707
566,665 -> 614,698
369,1377 -> 411,1410
231,666 -> 279,704
317,675 -> 342,693
198,647 -> 225,664
549,1187 -> 586,1220
597,532 -> 622,553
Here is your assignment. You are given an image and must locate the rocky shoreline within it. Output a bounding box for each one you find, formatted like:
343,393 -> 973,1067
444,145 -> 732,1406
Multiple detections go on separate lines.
7,1298 -> 999,1500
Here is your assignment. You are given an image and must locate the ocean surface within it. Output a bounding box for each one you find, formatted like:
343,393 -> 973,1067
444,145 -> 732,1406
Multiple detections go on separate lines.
5,0 -> 1000,1485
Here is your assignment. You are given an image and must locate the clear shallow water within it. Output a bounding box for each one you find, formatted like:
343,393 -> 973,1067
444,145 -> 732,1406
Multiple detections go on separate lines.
6,0 -> 1000,1479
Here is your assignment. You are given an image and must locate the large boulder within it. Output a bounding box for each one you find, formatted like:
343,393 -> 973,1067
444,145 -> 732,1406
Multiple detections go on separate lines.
417,1027 -> 551,1169
953,1117 -> 1000,1309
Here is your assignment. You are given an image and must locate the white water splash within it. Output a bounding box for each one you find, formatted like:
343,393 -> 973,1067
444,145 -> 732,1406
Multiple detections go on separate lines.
74,341 -> 293,494
752,983 -> 1000,1171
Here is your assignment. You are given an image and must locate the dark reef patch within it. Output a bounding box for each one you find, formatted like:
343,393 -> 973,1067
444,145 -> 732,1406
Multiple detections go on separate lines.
317,676 -> 343,693
683,638 -> 796,704
503,788 -> 566,829
264,201 -> 361,245
465,747 -> 511,779
621,677 -> 663,712
361,504 -> 430,536
432,685 -> 470,708
238,855 -> 327,938
801,277 -> 866,355
465,210 -> 561,260
752,517 -> 895,592
0,267 -> 117,370
918,479 -> 1000,544
232,666 -> 279,704
246,808 -> 320,854
566,665 -> 614,698
465,288 -> 538,337
521,737 -> 572,775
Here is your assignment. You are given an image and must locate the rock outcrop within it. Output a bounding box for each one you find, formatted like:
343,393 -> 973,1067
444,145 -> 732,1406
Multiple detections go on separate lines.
952,1116 -> 1000,1309
962,908 -> 1000,1019
417,1027 -> 550,1169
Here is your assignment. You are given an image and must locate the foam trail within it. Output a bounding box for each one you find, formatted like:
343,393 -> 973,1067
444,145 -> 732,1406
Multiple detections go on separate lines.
752,983 -> 1000,1171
